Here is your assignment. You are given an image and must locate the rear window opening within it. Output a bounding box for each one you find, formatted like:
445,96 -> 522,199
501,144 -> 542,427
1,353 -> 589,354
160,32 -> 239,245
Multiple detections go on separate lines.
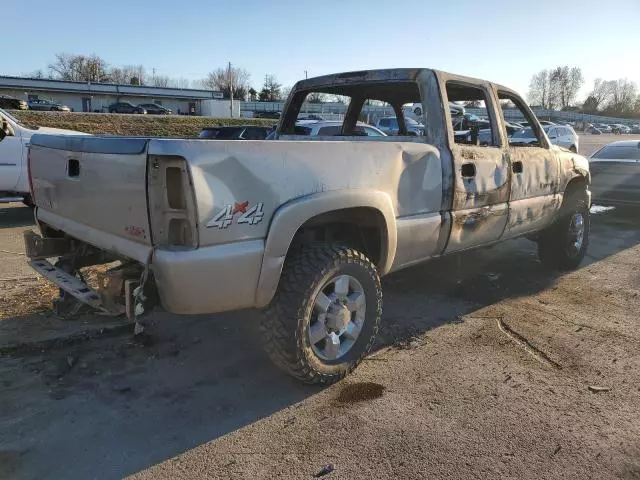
281,81 -> 423,139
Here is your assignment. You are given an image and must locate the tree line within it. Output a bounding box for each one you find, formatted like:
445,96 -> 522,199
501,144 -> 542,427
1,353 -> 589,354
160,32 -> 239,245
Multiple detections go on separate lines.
529,66 -> 639,117
26,53 -> 288,102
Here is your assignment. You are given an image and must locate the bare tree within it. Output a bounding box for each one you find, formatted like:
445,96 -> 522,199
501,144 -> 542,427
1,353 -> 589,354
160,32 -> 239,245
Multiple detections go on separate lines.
151,75 -> 170,88
607,79 -> 637,114
464,100 -> 482,108
201,66 -> 250,100
583,78 -> 613,111
530,66 -> 583,110
528,69 -> 551,108
550,66 -> 583,109
49,53 -> 109,82
108,65 -> 146,85
306,91 -> 329,103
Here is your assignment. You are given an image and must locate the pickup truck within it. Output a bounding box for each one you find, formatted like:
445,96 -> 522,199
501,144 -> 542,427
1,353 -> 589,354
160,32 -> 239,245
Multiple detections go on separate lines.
25,68 -> 591,385
0,108 -> 85,205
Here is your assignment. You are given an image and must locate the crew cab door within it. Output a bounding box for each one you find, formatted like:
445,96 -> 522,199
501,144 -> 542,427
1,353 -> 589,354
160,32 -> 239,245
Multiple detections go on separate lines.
0,113 -> 24,192
496,91 -> 561,238
438,77 -> 510,252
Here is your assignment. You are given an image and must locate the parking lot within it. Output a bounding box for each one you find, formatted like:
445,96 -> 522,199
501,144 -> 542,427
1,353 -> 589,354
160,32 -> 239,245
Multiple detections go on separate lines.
0,134 -> 639,479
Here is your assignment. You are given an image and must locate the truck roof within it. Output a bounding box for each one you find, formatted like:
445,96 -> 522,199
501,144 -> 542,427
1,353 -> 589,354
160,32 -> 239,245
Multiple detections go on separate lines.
294,68 -> 518,97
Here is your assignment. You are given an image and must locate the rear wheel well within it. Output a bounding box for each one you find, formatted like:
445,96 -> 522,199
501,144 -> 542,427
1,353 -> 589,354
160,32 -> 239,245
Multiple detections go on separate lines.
289,207 -> 387,270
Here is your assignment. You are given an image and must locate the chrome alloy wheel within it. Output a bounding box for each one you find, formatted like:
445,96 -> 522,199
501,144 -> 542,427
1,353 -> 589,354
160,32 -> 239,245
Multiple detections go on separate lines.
308,274 -> 366,361
566,212 -> 585,257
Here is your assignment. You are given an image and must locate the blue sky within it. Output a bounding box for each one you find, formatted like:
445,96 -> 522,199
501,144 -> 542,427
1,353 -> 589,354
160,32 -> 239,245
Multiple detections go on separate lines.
4,0 -> 640,99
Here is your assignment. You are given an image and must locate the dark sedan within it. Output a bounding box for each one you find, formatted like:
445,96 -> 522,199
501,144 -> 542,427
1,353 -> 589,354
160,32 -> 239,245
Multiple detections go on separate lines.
138,103 -> 172,115
108,102 -> 147,114
198,126 -> 272,140
589,140 -> 640,206
0,95 -> 28,110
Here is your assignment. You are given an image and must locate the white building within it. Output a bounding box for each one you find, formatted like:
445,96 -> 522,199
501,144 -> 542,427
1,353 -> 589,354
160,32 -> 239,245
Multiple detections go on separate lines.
0,76 -> 223,115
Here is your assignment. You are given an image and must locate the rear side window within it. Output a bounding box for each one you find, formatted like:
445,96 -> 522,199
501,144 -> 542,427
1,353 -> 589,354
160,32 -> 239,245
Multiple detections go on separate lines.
592,145 -> 640,160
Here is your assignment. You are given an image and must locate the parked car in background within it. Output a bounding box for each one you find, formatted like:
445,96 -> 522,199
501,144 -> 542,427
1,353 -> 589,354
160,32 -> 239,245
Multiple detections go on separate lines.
108,102 -> 147,114
0,108 -> 87,206
589,140 -> 640,206
198,125 -> 272,140
586,125 -> 603,135
294,120 -> 387,137
375,116 -> 424,135
297,114 -> 325,121
597,124 -> 612,133
0,95 -> 28,110
538,120 -> 556,126
510,125 -> 579,152
631,125 -> 640,134
138,103 -> 172,115
254,111 -> 281,119
27,99 -> 70,112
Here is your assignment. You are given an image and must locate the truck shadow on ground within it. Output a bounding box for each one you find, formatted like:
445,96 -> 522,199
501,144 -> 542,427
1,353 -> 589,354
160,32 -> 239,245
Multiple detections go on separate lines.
0,209 -> 638,479
0,204 -> 33,228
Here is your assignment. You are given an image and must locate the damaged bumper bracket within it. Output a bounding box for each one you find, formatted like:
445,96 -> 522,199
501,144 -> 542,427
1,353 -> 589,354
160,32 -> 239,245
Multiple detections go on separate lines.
28,259 -> 107,312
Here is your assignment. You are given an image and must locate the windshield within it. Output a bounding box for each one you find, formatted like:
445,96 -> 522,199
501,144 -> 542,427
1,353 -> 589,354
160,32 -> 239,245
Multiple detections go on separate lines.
592,144 -> 640,160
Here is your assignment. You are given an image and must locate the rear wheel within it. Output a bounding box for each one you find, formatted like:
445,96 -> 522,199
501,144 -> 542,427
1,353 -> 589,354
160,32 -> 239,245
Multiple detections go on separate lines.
569,145 -> 577,153
538,192 -> 589,270
261,243 -> 382,385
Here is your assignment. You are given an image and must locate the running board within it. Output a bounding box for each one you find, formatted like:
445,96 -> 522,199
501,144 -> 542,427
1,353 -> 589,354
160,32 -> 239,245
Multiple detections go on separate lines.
29,259 -> 106,312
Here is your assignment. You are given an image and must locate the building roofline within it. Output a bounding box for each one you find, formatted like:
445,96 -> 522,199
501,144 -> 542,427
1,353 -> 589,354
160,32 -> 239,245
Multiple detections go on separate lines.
0,75 -> 222,99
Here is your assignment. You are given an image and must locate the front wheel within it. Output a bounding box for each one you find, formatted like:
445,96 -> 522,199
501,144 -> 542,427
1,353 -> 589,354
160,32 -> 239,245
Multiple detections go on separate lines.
569,145 -> 577,153
261,244 -> 382,385
538,195 -> 589,270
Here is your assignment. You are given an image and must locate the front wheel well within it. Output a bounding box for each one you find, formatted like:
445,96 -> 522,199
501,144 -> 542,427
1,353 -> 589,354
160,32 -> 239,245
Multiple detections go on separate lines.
288,207 -> 387,271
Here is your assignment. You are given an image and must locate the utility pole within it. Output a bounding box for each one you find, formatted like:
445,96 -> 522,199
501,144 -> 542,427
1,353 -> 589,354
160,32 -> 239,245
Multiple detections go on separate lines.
228,61 -> 234,118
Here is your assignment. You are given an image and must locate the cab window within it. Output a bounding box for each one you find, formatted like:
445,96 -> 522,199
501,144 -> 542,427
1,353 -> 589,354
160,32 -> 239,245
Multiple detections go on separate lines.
498,91 -> 545,147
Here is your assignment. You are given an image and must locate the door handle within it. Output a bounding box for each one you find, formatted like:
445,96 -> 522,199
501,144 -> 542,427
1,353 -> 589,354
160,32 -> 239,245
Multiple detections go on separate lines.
461,162 -> 476,178
512,161 -> 523,173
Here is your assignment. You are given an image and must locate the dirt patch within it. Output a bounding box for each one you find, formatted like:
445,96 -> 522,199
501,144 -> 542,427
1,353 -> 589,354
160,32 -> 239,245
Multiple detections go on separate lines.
335,382 -> 385,404
11,111 -> 274,137
0,279 -> 58,320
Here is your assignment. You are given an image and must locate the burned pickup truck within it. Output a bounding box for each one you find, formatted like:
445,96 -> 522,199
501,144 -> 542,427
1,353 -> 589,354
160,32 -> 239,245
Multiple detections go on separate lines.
25,68 -> 591,384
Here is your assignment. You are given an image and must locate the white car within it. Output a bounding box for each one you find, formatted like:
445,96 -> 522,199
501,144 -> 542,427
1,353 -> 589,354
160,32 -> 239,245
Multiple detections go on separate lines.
0,108 -> 88,206
510,125 -> 579,152
296,120 -> 387,137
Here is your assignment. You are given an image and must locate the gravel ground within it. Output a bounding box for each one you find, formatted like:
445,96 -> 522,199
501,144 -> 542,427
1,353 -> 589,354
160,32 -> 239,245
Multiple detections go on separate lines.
0,135 -> 638,479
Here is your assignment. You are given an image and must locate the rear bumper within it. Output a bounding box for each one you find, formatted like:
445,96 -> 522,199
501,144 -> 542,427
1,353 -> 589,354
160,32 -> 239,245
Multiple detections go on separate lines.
152,240 -> 265,315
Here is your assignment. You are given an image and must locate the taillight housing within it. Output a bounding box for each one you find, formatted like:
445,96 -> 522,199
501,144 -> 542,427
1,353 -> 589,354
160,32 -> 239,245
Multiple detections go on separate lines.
147,156 -> 198,248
